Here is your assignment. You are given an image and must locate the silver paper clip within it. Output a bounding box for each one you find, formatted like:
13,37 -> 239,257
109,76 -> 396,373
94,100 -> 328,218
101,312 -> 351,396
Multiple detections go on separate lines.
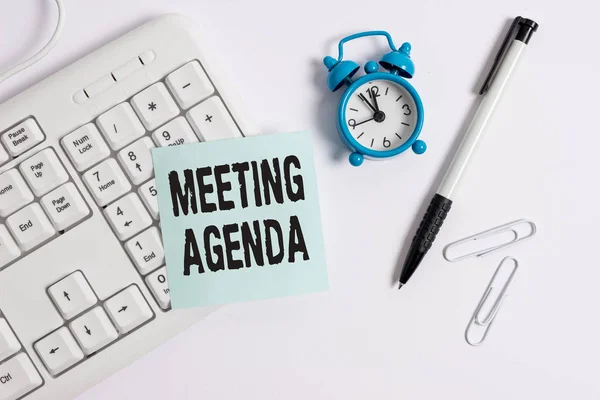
443,219 -> 536,262
465,257 -> 519,346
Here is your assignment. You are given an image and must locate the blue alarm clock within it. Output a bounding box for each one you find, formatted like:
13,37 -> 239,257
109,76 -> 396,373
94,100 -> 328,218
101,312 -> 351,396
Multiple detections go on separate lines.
323,31 -> 426,166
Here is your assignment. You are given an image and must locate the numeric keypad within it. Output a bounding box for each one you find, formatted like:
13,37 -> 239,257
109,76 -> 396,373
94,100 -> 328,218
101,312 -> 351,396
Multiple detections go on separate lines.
57,58 -> 244,313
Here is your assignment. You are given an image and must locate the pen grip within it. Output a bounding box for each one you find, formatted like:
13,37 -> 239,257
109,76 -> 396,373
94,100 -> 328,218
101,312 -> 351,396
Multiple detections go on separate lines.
413,194 -> 453,252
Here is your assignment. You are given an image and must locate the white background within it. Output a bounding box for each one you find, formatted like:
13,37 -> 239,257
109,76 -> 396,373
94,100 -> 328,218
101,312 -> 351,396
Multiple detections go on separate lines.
1,0 -> 599,399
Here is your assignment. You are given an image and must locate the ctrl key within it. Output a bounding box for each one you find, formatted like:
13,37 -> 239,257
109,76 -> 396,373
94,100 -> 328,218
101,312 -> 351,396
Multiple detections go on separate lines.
0,353 -> 43,400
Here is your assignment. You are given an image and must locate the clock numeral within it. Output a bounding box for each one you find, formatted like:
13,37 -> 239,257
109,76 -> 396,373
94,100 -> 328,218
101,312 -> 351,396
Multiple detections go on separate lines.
366,85 -> 379,98
383,137 -> 391,148
402,104 -> 412,115
347,119 -> 357,130
370,138 -> 375,148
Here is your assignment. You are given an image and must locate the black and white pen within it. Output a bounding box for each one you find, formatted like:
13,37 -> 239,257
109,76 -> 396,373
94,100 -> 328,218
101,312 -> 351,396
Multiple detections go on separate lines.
398,17 -> 539,289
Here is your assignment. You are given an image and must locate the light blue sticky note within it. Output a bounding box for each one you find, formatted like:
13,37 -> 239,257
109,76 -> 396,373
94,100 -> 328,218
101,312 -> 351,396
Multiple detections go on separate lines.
152,131 -> 329,308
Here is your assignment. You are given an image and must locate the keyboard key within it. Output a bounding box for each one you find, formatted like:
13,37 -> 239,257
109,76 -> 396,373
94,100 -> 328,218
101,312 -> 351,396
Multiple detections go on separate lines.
69,307 -> 118,355
125,227 -> 164,275
117,137 -> 155,184
187,96 -> 242,141
0,319 -> 20,361
0,119 -> 45,157
48,271 -> 97,320
83,159 -> 131,207
145,267 -> 170,309
6,204 -> 55,251
104,193 -> 152,241
0,170 -> 34,218
0,145 -> 8,166
0,225 -> 21,269
166,61 -> 214,109
97,103 -> 146,150
19,148 -> 69,196
0,353 -> 43,400
41,183 -> 90,231
34,327 -> 84,375
105,285 -> 153,334
138,179 -> 159,219
61,124 -> 111,171
131,82 -> 179,131
152,116 -> 198,147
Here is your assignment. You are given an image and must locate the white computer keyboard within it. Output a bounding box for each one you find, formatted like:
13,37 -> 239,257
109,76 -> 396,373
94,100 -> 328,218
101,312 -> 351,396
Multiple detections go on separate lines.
0,14 -> 251,400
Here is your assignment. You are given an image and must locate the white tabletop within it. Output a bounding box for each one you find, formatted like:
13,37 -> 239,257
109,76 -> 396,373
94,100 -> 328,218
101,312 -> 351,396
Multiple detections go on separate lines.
2,0 -> 599,399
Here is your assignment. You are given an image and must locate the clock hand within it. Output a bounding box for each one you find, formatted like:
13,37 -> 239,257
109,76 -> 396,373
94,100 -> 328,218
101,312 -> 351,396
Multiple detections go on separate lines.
353,117 -> 374,126
347,116 -> 375,130
370,88 -> 380,111
358,93 -> 377,114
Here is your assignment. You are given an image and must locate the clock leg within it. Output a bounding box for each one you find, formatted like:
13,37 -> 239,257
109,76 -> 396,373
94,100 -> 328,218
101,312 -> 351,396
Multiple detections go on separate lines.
349,152 -> 364,166
412,140 -> 427,155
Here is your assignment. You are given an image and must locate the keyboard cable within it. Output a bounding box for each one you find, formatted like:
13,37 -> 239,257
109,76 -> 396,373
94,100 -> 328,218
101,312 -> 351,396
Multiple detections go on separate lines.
0,0 -> 65,84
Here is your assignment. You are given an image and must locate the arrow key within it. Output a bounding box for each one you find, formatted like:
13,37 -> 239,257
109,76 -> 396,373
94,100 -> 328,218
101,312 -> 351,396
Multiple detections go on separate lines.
69,307 -> 118,355
105,285 -> 153,334
34,327 -> 83,376
48,271 -> 97,320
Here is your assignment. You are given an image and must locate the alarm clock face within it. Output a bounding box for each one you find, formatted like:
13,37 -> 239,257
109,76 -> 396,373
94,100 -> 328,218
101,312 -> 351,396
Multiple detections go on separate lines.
344,79 -> 419,152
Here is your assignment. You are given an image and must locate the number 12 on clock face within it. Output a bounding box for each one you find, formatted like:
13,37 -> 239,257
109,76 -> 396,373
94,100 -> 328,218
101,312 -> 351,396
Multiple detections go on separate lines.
345,79 -> 418,152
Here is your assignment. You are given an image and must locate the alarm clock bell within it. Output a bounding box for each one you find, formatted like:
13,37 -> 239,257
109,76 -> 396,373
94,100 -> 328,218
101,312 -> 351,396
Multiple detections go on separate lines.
323,42 -> 415,91
379,42 -> 414,78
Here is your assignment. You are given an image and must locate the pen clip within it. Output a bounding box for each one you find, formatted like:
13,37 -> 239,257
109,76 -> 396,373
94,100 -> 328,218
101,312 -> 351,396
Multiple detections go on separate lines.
479,17 -> 523,95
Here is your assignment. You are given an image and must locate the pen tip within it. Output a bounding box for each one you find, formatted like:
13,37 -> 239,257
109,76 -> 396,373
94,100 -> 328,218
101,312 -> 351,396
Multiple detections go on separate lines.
398,282 -> 404,290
